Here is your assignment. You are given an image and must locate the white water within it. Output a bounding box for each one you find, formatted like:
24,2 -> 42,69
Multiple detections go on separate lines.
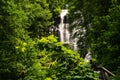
48,9 -> 92,62
59,9 -> 69,43
58,9 -> 78,51
84,51 -> 92,62
73,38 -> 78,51
58,9 -> 92,61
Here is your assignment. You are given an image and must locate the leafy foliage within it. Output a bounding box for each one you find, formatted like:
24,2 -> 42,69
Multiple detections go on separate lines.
0,1 -> 98,80
24,35 -> 98,80
67,0 -> 120,78
0,0 -> 30,79
0,0 -> 52,79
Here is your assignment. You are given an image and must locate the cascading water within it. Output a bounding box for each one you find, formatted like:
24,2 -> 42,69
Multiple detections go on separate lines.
49,9 -> 87,52
59,9 -> 70,43
58,9 -> 92,60
84,51 -> 92,62
58,9 -> 78,51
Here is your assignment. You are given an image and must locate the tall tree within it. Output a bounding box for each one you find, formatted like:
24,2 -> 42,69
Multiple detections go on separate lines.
0,0 -> 31,79
23,0 -> 52,38
0,0 -> 52,79
0,0 -> 108,79
67,0 -> 120,78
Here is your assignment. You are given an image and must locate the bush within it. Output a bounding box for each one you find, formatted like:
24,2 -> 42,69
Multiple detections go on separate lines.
24,35 -> 98,80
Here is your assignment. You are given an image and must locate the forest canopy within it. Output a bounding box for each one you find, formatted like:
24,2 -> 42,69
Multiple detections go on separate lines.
0,0 -> 120,80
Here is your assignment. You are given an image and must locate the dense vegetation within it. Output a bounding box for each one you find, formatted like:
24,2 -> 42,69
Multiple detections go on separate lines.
68,0 -> 120,79
0,0 -> 120,80
0,0 -> 97,80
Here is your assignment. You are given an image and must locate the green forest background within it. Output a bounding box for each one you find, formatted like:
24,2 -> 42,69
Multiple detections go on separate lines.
0,0 -> 120,80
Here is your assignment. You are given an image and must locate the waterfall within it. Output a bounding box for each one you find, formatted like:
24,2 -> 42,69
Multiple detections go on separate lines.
50,9 -> 93,61
73,38 -> 78,51
58,9 -> 78,51
59,9 -> 70,43
49,9 -> 79,51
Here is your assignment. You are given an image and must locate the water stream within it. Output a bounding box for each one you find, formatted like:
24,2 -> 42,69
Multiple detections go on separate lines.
58,9 -> 78,51
59,9 -> 70,43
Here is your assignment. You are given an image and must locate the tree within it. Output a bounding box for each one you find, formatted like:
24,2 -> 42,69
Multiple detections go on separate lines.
0,0 -> 30,79
0,0 -> 98,80
67,0 -> 120,78
24,35 -> 98,80
89,0 -> 120,74
0,0 -> 52,79
22,0 -> 52,38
